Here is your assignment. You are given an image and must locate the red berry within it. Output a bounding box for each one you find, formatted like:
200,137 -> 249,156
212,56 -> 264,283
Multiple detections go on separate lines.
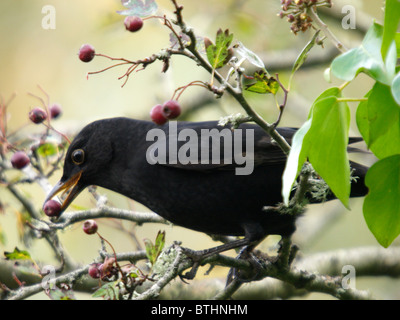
29,107 -> 47,124
49,103 -> 62,119
162,100 -> 181,119
43,200 -> 62,217
83,220 -> 98,235
124,16 -> 143,32
11,151 -> 30,169
150,104 -> 168,125
88,263 -> 102,279
79,44 -> 95,62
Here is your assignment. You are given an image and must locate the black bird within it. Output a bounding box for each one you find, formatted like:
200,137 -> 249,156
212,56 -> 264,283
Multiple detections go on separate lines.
44,118 -> 368,272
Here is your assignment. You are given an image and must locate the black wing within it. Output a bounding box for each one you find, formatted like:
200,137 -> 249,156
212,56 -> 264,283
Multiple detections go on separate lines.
146,121 -> 296,171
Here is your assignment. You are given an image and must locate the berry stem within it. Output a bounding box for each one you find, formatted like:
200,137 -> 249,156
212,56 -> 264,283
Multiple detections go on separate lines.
308,6 -> 347,53
172,81 -> 208,101
96,232 -> 125,280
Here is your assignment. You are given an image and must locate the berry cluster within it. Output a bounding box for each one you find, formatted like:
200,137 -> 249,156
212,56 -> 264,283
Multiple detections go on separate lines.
29,103 -> 62,124
150,100 -> 181,125
278,0 -> 332,34
78,16 -> 144,64
88,257 -> 118,281
82,220 -> 119,281
11,102 -> 63,175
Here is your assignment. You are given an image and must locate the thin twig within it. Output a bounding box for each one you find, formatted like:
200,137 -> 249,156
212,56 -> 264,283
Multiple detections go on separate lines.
309,6 -> 347,53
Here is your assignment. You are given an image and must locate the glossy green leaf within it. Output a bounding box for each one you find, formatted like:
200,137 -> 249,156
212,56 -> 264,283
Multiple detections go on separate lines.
154,230 -> 166,256
356,82 -> 400,159
363,155 -> 400,247
144,230 -> 165,265
282,88 -> 351,207
245,71 -> 279,94
92,282 -> 119,300
391,72 -> 400,105
282,118 -> 311,205
395,33 -> 400,57
381,0 -> 400,59
331,23 -> 395,85
292,30 -> 321,75
48,286 -> 76,300
37,142 -> 58,158
4,247 -> 32,261
206,29 -> 234,69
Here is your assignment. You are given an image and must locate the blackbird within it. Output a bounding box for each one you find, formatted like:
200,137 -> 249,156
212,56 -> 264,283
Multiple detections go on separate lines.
44,118 -> 368,268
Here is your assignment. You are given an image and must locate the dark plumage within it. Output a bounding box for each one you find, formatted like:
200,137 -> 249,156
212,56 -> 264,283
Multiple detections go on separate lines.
44,118 -> 368,257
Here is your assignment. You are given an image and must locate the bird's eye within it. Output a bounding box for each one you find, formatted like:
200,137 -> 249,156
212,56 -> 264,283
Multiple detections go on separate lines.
71,149 -> 85,165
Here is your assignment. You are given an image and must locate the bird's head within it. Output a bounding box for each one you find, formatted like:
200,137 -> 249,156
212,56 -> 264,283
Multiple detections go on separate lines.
44,120 -> 115,214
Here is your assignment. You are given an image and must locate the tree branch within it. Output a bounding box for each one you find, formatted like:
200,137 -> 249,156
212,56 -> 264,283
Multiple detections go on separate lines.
38,206 -> 167,231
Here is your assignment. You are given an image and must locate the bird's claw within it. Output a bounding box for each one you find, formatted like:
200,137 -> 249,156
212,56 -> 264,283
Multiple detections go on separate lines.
225,247 -> 267,287
177,246 -> 209,282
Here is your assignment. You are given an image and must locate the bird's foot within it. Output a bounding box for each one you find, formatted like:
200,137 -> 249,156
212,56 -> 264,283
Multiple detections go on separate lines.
225,247 -> 269,287
175,238 -> 252,282
178,246 -> 209,282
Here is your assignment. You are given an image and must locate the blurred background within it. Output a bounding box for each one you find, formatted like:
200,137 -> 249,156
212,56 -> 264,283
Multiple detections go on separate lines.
1,0 -> 398,299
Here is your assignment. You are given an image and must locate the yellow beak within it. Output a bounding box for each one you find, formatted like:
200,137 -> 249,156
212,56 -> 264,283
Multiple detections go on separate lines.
44,171 -> 83,213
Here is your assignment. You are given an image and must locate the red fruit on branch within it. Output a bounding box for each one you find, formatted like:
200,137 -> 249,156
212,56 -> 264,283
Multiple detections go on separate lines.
29,107 -> 47,124
162,100 -> 181,119
79,44 -> 96,62
124,16 -> 143,32
83,220 -> 98,235
150,104 -> 168,125
43,200 -> 62,217
11,151 -> 30,169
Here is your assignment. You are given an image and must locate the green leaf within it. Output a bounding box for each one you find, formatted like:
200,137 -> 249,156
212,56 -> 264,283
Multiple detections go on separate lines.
282,88 -> 351,207
206,29 -> 234,70
331,23 -> 395,85
37,142 -> 59,157
144,239 -> 154,264
292,30 -> 321,75
391,72 -> 400,105
381,0 -> 400,59
395,33 -> 400,57
282,118 -> 312,205
144,231 -> 165,265
245,71 -> 279,94
363,155 -> 400,247
92,282 -> 119,300
4,247 -> 32,261
154,230 -> 166,255
48,286 -> 76,300
356,82 -> 400,159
